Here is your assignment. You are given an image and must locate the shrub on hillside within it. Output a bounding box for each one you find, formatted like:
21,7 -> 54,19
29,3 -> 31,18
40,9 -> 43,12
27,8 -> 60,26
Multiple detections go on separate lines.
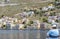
42,17 -> 48,23
55,19 -> 59,23
50,12 -> 56,16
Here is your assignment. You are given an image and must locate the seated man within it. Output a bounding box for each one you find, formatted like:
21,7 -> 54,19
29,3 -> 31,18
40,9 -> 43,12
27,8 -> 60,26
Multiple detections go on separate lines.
47,25 -> 59,39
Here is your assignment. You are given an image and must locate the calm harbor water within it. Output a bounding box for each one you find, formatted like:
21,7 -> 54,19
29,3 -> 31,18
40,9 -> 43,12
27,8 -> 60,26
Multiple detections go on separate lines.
0,30 -> 60,39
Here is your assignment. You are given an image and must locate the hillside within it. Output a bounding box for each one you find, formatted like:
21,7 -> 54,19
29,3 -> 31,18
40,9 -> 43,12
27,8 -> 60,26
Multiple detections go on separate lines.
0,0 -> 55,17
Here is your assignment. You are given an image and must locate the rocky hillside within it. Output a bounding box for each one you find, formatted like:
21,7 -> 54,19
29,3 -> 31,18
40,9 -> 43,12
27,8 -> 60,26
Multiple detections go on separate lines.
0,0 -> 54,17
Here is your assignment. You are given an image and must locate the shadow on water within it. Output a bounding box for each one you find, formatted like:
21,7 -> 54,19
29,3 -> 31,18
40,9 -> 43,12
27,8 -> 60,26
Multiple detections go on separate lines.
0,29 -> 58,39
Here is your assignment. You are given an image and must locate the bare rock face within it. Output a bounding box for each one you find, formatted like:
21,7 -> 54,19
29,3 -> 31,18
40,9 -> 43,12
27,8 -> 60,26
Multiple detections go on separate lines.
40,23 -> 45,30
